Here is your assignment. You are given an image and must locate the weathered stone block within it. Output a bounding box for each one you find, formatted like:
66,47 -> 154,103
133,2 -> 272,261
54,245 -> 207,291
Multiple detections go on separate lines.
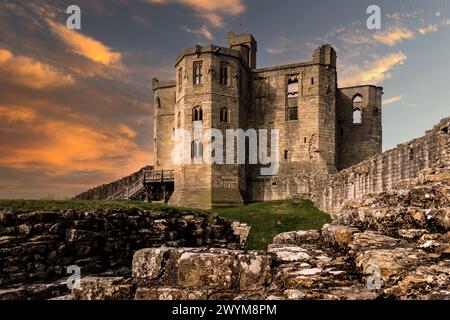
321,224 -> 359,248
177,249 -> 237,290
132,248 -> 175,285
272,230 -> 320,246
72,277 -> 132,300
237,252 -> 272,290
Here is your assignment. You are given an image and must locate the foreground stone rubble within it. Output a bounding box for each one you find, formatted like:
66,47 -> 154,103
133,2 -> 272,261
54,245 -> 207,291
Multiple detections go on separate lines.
1,170 -> 449,300
63,169 -> 448,300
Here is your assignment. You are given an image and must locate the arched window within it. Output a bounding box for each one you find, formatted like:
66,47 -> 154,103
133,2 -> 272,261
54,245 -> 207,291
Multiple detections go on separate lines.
353,108 -> 362,124
220,107 -> 229,123
353,94 -> 363,104
192,106 -> 203,122
352,94 -> 363,124
191,140 -> 203,158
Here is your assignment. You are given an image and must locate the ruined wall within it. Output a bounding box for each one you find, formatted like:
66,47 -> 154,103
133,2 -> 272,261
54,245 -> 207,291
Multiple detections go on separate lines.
0,208 -> 240,288
75,166 -> 152,200
317,117 -> 450,215
153,80 -> 176,169
336,86 -> 383,170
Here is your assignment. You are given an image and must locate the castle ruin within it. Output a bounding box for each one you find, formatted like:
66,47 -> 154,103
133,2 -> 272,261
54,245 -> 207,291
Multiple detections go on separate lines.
152,32 -> 382,209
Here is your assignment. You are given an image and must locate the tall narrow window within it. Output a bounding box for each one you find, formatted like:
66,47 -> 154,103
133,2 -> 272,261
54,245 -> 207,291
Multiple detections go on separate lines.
286,106 -> 298,121
178,68 -> 182,91
191,140 -> 203,158
220,107 -> 229,123
192,106 -> 203,122
352,94 -> 363,124
284,150 -> 289,160
177,112 -> 181,128
220,62 -> 228,85
193,62 -> 202,85
287,77 -> 299,98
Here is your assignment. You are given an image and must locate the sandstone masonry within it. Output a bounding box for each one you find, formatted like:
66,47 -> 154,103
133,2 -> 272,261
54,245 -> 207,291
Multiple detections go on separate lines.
152,32 -> 382,209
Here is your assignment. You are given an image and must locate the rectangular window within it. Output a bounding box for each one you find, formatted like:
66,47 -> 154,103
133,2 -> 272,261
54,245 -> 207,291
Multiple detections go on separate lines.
287,77 -> 299,98
193,62 -> 202,85
286,106 -> 298,121
178,68 -> 182,91
220,63 -> 228,85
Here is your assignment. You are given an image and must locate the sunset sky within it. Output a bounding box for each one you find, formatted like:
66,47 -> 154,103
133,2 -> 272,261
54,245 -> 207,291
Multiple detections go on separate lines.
0,0 -> 449,199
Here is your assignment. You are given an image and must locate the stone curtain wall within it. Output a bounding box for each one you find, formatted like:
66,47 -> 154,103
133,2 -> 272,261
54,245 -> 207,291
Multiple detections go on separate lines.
74,166 -> 153,200
0,208 -> 240,288
317,117 -> 450,215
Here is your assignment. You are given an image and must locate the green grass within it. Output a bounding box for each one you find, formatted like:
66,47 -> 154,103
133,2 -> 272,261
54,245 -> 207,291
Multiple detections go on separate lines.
0,199 -> 331,251
214,199 -> 331,250
0,199 -> 208,216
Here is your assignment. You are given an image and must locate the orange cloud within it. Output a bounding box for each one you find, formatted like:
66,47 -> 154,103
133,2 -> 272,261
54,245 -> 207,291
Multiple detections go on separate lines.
0,48 -> 75,89
383,95 -> 404,106
119,124 -> 137,138
372,27 -> 415,46
48,21 -> 122,66
0,105 -> 36,123
0,107 -> 151,176
145,0 -> 245,27
182,25 -> 214,40
339,52 -> 407,87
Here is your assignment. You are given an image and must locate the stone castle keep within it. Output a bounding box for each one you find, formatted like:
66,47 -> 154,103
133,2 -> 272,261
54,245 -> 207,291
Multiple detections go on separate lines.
152,32 -> 382,209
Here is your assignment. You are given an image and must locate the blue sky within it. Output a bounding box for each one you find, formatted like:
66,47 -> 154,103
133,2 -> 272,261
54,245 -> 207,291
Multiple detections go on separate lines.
0,0 -> 449,198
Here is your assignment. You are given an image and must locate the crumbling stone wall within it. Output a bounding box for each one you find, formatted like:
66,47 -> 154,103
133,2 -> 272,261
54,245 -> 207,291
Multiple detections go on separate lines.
0,208 -> 240,288
74,166 -> 152,200
316,117 -> 450,215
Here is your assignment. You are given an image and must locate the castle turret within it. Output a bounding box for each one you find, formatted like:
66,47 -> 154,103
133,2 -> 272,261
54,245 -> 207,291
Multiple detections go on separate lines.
227,32 -> 257,69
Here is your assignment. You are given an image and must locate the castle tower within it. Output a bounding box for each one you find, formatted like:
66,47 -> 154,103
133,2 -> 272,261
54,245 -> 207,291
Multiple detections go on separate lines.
312,44 -> 338,170
167,39 -> 254,209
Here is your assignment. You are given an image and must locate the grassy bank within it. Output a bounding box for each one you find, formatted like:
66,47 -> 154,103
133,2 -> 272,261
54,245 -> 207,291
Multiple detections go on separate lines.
215,199 -> 331,250
0,199 -> 208,216
0,199 -> 331,250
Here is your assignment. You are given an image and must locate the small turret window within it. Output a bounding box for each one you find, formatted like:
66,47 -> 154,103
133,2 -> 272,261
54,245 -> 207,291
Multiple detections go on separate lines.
220,107 -> 229,123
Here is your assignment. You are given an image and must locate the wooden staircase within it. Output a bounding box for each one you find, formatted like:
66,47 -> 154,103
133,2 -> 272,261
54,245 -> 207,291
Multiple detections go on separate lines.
106,169 -> 174,201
